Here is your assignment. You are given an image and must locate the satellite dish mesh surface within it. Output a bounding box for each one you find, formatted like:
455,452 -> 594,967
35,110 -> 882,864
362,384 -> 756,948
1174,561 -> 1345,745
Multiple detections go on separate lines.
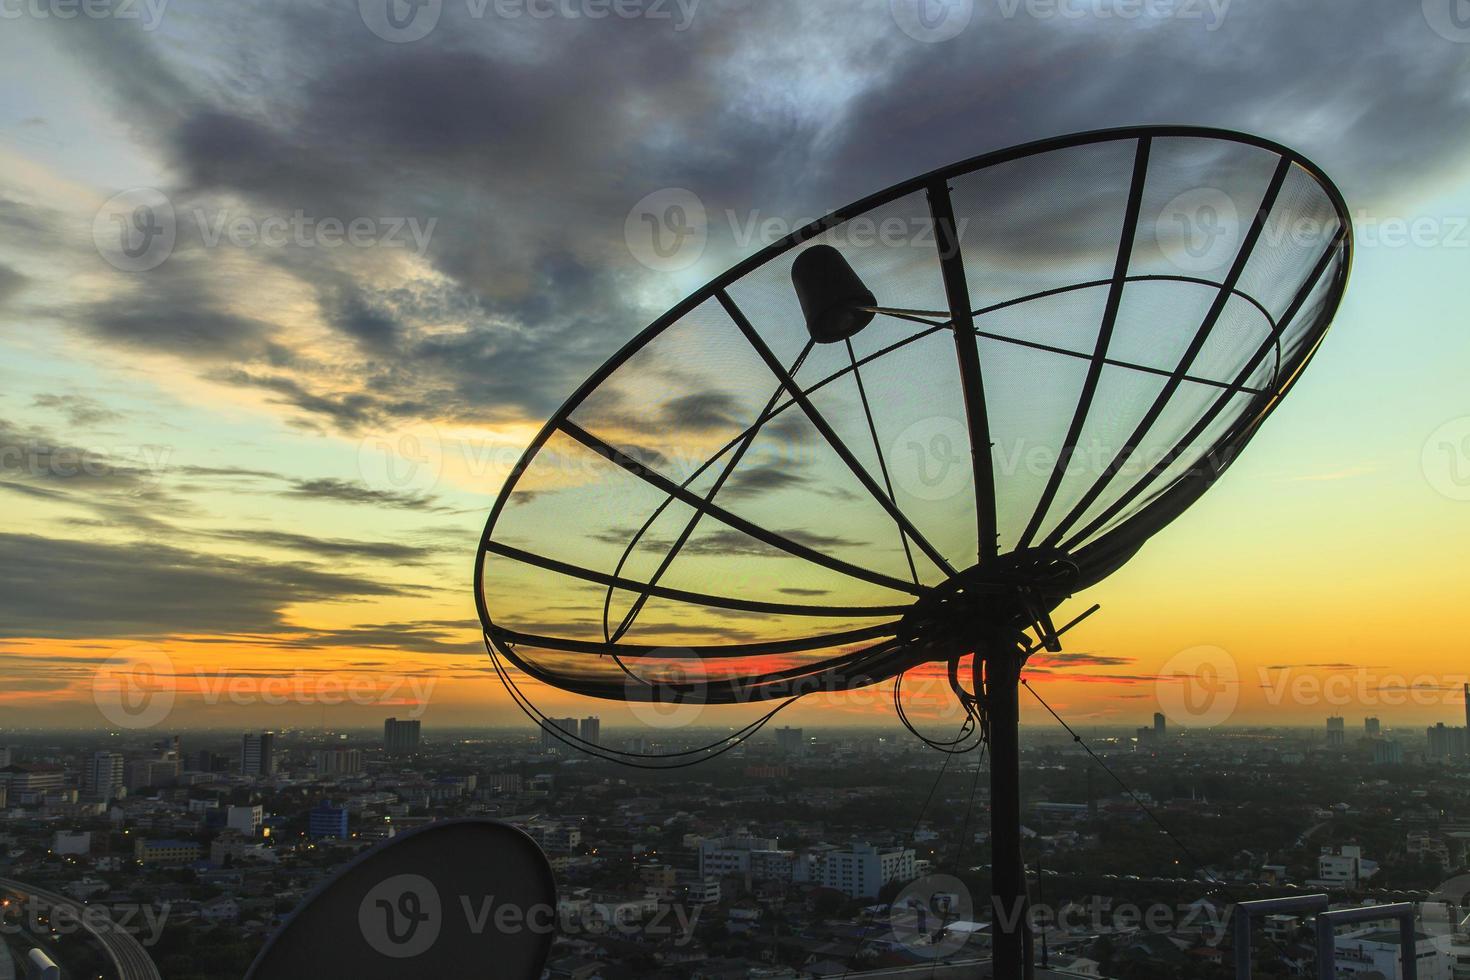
475,127 -> 1350,718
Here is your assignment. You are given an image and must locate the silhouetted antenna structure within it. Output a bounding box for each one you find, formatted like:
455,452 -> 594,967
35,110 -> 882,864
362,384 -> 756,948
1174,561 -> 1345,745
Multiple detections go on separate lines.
475,126 -> 1351,976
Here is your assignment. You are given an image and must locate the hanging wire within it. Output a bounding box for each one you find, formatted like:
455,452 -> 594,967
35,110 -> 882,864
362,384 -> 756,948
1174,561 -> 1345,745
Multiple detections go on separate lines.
894,669 -> 985,754
1021,677 -> 1241,903
487,634 -> 799,769
948,743 -> 987,873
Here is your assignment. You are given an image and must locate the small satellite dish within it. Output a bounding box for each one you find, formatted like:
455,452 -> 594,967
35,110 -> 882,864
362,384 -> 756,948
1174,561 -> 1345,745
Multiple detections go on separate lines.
474,126 -> 1351,974
245,819 -> 555,980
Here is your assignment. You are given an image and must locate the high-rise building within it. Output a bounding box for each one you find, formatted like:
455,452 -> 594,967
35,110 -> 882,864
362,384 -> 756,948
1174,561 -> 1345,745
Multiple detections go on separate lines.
538,718 -> 577,752
0,766 -> 62,795
308,801 -> 349,840
579,716 -> 601,747
314,748 -> 363,776
226,804 -> 263,836
482,774 -> 523,794
192,750 -> 227,773
775,727 -> 805,757
1427,723 -> 1469,762
126,757 -> 179,791
1153,712 -> 1166,738
82,751 -> 124,802
1464,683 -> 1469,733
814,842 -> 917,899
1372,739 -> 1403,765
699,834 -> 791,878
241,732 -> 276,776
1364,717 -> 1381,737
384,718 -> 421,756
1326,716 -> 1345,748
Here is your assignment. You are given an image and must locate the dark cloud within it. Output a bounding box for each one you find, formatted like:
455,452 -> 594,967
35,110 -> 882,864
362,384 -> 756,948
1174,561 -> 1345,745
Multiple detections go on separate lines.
0,532 -> 413,638
592,525 -> 866,558
720,461 -> 860,501
175,464 -> 286,480
209,368 -> 384,431
280,620 -> 474,654
281,477 -> 448,511
0,418 -> 168,498
328,286 -> 400,354
173,109 -> 362,208
1027,651 -> 1135,669
823,1 -> 1470,209
81,286 -> 277,360
39,1 -> 1469,437
721,463 -> 810,498
0,480 -> 69,501
202,528 -> 436,564
31,394 -> 123,428
686,527 -> 867,556
0,263 -> 25,305
662,392 -> 745,432
0,197 -> 61,247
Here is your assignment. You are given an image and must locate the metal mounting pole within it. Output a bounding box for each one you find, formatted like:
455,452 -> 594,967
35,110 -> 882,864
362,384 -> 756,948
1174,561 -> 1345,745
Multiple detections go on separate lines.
979,630 -> 1031,979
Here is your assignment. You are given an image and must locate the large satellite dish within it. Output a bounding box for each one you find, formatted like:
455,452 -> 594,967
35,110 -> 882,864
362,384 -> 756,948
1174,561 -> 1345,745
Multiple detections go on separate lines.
246,819 -> 555,979
474,126 -> 1350,973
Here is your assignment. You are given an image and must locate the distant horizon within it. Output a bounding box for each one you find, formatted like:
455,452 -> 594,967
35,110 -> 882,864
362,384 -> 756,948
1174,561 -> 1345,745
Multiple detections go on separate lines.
0,720 -> 1458,737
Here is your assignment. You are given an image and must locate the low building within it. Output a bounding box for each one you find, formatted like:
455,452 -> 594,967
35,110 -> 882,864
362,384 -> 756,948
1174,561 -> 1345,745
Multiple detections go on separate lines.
699,833 -> 793,879
1315,845 -> 1378,888
812,842 -> 916,899
226,804 -> 263,836
134,838 -> 201,865
308,801 -> 349,840
1332,928 -> 1452,980
522,821 -> 581,854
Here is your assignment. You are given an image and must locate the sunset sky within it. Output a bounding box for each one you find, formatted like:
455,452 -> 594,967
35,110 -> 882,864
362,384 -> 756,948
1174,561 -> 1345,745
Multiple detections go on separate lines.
1,0 -> 1468,735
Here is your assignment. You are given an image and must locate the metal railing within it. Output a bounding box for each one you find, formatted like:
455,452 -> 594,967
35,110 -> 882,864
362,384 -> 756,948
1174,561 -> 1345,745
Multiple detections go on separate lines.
1234,893 -> 1420,980
1234,893 -> 1329,979
1315,902 -> 1418,980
